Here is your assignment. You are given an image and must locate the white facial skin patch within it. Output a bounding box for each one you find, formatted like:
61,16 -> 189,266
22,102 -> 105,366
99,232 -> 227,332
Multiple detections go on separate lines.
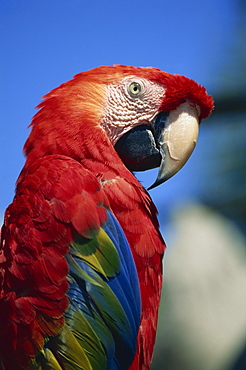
101,77 -> 166,145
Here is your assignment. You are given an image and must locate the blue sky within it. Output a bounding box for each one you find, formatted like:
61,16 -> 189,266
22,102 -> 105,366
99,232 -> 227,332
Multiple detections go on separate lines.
0,0 -> 237,228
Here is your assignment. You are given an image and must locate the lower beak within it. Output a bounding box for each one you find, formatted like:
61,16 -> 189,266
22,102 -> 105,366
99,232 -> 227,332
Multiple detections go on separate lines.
115,101 -> 199,190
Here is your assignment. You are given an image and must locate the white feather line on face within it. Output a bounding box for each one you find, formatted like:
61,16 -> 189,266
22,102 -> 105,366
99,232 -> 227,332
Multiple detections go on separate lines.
100,76 -> 166,146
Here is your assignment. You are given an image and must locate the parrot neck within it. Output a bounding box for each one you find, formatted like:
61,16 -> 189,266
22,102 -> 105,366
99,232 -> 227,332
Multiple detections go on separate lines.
23,112 -> 141,189
22,81 -> 142,188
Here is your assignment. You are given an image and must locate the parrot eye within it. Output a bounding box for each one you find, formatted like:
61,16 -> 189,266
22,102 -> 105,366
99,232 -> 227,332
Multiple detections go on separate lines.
128,82 -> 142,97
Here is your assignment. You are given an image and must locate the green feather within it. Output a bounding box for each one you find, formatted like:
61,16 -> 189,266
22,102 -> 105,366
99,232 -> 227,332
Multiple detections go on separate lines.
71,227 -> 120,279
56,325 -> 93,370
67,254 -> 102,287
38,349 -> 63,370
65,306 -> 108,370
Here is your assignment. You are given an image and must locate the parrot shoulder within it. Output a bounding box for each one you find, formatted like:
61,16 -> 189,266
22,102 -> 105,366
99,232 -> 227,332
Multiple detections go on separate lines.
0,154 -> 140,369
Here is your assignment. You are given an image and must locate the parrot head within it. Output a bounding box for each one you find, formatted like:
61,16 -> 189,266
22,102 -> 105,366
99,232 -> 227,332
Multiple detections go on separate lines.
25,65 -> 214,188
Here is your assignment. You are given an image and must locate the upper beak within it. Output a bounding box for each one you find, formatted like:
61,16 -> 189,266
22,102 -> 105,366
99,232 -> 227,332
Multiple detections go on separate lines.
115,101 -> 199,190
148,101 -> 199,189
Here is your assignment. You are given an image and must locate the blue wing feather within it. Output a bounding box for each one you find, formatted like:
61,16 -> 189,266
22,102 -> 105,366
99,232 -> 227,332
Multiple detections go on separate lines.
102,211 -> 141,336
63,210 -> 141,370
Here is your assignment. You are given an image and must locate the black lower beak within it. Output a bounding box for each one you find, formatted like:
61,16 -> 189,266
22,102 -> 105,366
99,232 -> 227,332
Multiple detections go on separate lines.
114,124 -> 162,172
147,112 -> 169,190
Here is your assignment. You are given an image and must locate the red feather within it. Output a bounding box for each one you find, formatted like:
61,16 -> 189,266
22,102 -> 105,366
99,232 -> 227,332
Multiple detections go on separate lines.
0,65 -> 213,369
0,154 -> 109,368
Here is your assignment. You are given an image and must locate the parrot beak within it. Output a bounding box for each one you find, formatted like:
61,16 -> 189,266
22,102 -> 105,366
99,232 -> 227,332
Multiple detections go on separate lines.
115,101 -> 199,189
148,101 -> 199,189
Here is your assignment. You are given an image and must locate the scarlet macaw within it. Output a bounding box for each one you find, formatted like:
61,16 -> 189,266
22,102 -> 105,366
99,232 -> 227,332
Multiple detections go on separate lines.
0,65 -> 213,370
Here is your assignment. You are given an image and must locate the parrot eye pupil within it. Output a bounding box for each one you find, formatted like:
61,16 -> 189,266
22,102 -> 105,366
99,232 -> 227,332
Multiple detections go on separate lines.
129,82 -> 142,96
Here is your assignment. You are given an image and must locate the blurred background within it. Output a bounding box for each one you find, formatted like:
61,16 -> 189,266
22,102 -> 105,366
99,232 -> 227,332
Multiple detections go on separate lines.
1,1 -> 245,369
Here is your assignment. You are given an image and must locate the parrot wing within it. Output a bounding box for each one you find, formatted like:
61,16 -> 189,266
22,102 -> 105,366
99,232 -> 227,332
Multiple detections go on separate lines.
0,154 -> 141,370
